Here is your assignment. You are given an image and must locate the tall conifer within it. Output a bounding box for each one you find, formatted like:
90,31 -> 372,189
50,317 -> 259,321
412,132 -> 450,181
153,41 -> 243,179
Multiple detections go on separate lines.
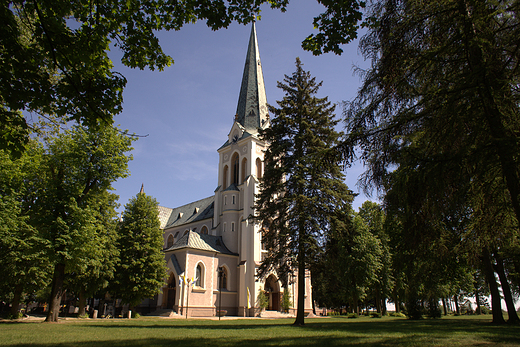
255,58 -> 354,325
113,190 -> 166,308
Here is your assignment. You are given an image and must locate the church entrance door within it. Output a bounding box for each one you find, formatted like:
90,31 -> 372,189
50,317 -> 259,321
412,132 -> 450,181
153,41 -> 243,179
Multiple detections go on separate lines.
166,274 -> 177,309
167,287 -> 176,309
264,274 -> 281,311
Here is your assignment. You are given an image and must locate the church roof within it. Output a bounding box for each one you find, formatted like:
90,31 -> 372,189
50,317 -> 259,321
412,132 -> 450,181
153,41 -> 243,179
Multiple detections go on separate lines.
160,196 -> 214,229
165,231 -> 237,255
235,22 -> 269,133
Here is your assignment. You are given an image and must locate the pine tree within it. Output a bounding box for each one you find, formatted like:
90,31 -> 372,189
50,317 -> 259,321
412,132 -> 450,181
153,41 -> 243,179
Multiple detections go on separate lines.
113,190 -> 167,308
254,58 -> 355,325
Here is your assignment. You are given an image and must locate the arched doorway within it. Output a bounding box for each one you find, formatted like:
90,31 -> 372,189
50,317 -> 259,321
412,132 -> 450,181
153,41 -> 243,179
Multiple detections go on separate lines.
264,274 -> 281,311
166,273 -> 177,309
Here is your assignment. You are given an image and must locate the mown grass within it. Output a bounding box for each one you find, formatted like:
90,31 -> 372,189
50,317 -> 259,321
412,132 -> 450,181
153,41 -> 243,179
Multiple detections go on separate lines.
1,314 -> 519,346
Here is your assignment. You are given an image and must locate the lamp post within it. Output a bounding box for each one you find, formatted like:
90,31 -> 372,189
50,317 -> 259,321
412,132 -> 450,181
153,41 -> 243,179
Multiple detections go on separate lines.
217,266 -> 223,321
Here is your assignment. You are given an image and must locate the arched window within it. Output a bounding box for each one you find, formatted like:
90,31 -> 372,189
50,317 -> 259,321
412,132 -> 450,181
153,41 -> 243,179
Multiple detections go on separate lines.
200,225 -> 208,235
167,234 -> 174,248
195,263 -> 204,287
231,153 -> 239,185
223,165 -> 228,189
221,267 -> 228,290
184,230 -> 189,236
256,158 -> 262,178
241,157 -> 247,182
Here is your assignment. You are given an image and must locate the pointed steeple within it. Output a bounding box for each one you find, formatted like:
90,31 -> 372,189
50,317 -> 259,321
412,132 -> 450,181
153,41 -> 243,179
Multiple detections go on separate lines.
235,22 -> 268,133
139,183 -> 144,195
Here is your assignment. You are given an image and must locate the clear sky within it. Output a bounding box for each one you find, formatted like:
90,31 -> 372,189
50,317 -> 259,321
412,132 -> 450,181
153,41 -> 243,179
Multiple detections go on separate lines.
110,0 -> 373,213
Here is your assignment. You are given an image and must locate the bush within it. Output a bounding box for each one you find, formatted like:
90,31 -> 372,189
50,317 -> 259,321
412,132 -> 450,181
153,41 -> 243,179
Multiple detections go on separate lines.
389,312 -> 406,318
131,312 -> 140,319
347,313 -> 359,319
370,312 -> 382,318
257,290 -> 269,310
281,289 -> 292,313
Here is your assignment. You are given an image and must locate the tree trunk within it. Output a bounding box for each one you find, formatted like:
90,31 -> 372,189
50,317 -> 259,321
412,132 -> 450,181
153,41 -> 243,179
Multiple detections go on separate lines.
493,253 -> 520,323
10,283 -> 23,317
375,286 -> 382,313
453,295 -> 460,315
442,297 -> 447,316
78,288 -> 86,317
45,263 -> 66,322
293,262 -> 306,325
481,249 -> 505,324
382,298 -> 387,316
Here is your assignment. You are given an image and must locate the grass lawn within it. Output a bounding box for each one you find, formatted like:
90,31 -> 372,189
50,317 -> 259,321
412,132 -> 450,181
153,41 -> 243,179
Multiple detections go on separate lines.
1,314 -> 519,347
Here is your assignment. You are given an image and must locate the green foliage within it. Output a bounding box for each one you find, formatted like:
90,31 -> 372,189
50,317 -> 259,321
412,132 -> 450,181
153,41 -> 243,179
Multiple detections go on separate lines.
0,143 -> 52,314
255,57 -> 354,324
0,1 -> 364,157
256,290 -> 269,310
348,313 -> 359,318
281,289 -> 292,313
345,0 -> 520,324
113,191 -> 167,307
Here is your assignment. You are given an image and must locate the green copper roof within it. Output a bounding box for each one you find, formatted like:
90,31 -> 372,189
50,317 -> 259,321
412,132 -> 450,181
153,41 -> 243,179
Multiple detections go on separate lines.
235,23 -> 269,133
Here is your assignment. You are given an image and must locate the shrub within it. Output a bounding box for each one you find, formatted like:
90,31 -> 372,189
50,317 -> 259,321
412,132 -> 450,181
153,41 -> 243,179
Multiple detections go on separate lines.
257,290 -> 269,310
281,289 -> 292,313
389,312 -> 406,318
131,312 -> 141,319
370,312 -> 382,318
348,313 -> 359,319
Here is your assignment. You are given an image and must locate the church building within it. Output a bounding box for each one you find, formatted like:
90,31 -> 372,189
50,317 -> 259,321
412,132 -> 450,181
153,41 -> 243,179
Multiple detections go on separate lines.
152,24 -> 313,317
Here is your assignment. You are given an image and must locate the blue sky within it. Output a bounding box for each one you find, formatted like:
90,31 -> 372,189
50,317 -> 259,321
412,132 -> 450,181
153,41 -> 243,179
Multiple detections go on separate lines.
110,0 -> 373,213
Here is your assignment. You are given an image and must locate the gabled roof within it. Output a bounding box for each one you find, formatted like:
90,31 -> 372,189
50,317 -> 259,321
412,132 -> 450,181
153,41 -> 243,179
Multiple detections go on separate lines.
165,231 -> 237,255
235,22 -> 269,133
161,196 -> 214,229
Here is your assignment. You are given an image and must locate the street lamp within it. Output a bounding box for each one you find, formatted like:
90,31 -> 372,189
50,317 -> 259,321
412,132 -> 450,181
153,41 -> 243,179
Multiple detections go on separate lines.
217,266 -> 223,321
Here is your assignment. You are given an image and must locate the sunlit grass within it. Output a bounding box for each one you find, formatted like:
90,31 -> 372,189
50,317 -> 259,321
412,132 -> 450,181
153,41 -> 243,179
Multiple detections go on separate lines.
1,314 -> 519,346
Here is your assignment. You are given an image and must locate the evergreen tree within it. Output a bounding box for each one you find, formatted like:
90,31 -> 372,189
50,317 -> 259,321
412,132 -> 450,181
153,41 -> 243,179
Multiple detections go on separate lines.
254,58 -> 355,325
113,190 -> 167,308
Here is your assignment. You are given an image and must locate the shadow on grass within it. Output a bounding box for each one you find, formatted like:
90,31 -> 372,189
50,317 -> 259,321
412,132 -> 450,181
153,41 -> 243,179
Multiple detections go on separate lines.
2,317 -> 519,347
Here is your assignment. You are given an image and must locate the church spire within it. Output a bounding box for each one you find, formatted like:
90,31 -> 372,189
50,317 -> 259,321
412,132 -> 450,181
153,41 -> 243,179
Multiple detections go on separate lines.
235,22 -> 268,133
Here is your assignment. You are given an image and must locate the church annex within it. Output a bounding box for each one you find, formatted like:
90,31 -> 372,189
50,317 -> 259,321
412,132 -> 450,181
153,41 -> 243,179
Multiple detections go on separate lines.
151,24 -> 313,317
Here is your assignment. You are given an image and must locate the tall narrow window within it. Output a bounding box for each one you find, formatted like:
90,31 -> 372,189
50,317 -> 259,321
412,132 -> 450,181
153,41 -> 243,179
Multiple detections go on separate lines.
241,157 -> 247,182
201,226 -> 208,235
195,264 -> 204,287
167,234 -> 174,248
231,153 -> 239,185
223,165 -> 229,189
231,222 -> 235,232
256,158 -> 262,178
222,267 -> 228,290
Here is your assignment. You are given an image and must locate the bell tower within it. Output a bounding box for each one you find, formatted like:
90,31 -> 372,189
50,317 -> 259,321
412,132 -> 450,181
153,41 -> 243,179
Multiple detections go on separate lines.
213,22 -> 269,316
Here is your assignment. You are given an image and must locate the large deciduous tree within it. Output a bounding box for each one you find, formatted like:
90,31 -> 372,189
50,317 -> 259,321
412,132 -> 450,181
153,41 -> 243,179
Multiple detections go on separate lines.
112,190 -> 166,308
35,125 -> 133,322
343,0 -> 520,323
0,143 -> 51,317
255,58 -> 354,325
0,0 -> 365,157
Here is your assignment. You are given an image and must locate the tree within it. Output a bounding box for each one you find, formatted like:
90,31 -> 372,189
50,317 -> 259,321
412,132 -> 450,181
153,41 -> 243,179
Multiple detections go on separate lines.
358,201 -> 390,314
254,58 -> 355,325
0,143 -> 51,317
343,0 -> 520,323
0,0 -> 365,157
33,125 -> 134,322
112,190 -> 166,308
64,190 -> 121,317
